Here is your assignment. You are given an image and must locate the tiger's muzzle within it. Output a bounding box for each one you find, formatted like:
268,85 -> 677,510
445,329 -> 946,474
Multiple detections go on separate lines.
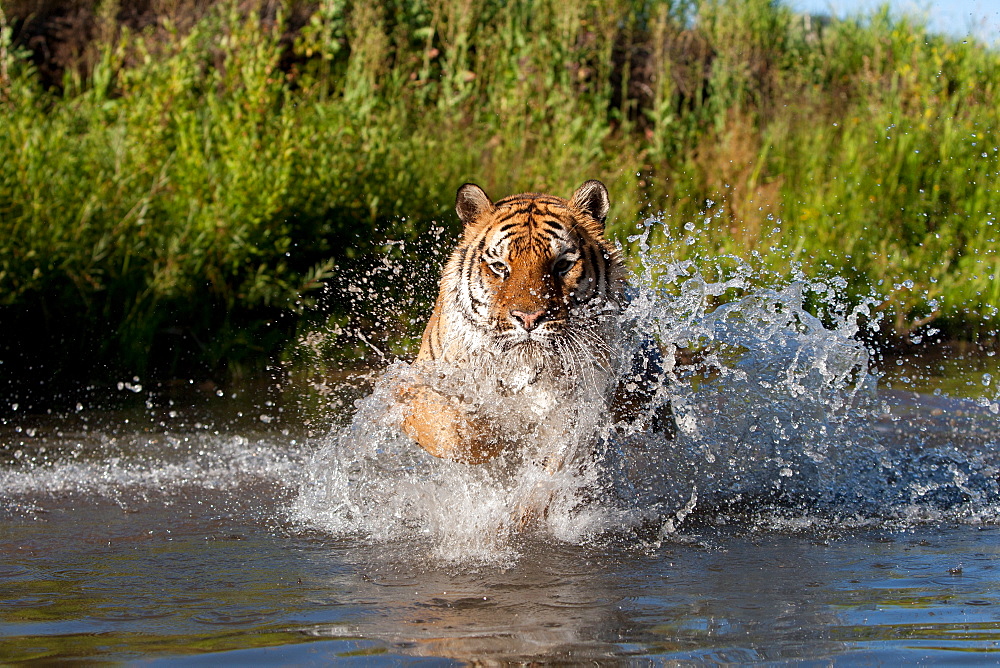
510,308 -> 547,331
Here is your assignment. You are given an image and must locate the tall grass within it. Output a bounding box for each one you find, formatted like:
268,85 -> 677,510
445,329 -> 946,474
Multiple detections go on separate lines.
1,0 -> 997,380
658,4 -> 1000,338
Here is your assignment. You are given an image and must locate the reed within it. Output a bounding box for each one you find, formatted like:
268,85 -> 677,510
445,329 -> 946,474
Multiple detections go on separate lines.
1,0 -> 997,379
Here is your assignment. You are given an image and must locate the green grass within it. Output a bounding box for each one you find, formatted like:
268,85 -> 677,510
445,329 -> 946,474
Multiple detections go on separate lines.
0,0 -> 997,381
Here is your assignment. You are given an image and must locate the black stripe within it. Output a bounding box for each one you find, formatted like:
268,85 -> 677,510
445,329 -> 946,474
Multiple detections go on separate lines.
494,207 -> 533,223
461,240 -> 491,319
460,244 -> 479,301
470,295 -> 487,314
535,227 -> 561,242
539,218 -> 566,234
458,303 -> 482,328
495,195 -> 563,206
473,234 -> 487,258
463,236 -> 486,279
584,244 -> 603,300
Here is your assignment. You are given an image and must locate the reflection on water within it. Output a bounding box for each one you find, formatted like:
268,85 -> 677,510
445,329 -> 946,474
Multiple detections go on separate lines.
882,343 -> 1000,399
3,477 -> 1000,663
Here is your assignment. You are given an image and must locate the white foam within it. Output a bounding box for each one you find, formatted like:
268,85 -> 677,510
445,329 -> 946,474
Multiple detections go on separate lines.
1,433 -> 307,498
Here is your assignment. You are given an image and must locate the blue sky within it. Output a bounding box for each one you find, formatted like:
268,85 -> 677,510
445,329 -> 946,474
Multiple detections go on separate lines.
788,0 -> 1000,43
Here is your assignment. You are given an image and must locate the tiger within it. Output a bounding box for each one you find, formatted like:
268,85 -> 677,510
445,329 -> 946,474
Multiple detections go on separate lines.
399,180 -> 673,468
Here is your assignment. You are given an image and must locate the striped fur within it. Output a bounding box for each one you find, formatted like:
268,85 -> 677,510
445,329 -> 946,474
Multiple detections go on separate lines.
402,180 -> 628,464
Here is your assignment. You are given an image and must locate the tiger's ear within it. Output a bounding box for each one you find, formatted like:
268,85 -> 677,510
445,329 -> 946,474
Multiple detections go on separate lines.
455,183 -> 494,226
570,179 -> 610,228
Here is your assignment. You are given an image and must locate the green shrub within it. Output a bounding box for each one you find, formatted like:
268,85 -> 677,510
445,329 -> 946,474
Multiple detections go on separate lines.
0,0 -> 997,382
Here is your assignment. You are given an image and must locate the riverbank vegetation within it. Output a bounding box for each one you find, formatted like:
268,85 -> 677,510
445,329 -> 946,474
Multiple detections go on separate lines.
1,0 -> 998,381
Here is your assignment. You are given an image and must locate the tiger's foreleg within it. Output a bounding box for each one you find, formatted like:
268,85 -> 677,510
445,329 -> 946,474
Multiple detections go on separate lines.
612,339 -> 677,438
398,385 -> 506,464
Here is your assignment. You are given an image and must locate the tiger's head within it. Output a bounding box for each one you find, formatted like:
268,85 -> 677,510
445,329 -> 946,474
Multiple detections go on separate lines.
421,180 -> 626,385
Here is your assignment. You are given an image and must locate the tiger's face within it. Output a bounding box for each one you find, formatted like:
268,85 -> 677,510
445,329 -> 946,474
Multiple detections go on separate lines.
421,180 -> 626,383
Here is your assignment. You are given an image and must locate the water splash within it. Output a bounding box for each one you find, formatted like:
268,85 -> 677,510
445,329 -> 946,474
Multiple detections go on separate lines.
0,432 -> 307,501
290,215 -> 1000,562
4,216 -> 994,564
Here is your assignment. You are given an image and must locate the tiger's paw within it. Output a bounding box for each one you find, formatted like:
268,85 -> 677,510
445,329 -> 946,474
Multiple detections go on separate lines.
397,384 -> 505,464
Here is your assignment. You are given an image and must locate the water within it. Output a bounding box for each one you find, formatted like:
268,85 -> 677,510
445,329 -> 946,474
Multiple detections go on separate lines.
2,222 -> 1000,662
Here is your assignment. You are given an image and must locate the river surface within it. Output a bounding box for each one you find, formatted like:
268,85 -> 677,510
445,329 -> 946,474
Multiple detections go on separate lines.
1,377 -> 999,663
3,237 -> 1000,663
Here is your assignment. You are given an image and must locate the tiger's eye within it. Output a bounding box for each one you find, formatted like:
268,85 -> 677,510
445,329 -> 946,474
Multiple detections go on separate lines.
553,257 -> 575,276
486,260 -> 508,278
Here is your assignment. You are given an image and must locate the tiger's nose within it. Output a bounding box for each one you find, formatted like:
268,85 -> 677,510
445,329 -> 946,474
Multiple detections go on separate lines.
510,308 -> 547,331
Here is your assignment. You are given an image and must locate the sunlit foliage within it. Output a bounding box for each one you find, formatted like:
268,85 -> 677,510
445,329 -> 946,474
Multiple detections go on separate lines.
1,0 -> 997,376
